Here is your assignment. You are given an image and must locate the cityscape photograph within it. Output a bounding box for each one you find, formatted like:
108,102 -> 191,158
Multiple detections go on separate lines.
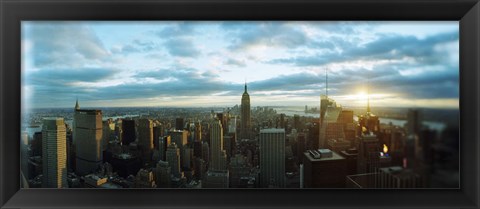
20,21 -> 459,188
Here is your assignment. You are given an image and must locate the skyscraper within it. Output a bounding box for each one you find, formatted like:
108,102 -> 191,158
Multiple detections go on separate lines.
240,83 -> 251,139
357,134 -> 380,174
74,101 -> 103,176
259,128 -> 286,188
170,130 -> 188,150
166,142 -> 181,178
42,118 -> 67,188
137,118 -> 154,162
121,119 -> 136,145
194,121 -> 202,142
202,119 -> 230,188
158,136 -> 171,161
303,149 -> 347,188
318,95 -> 342,149
175,118 -> 185,130
21,132 -> 29,182
134,169 -> 157,188
155,160 -> 171,188
209,119 -> 227,171
170,130 -> 188,168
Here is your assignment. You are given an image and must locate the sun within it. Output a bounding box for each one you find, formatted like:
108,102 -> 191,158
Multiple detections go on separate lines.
355,91 -> 369,101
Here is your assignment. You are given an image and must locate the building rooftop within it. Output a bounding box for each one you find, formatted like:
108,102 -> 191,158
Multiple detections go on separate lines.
260,128 -> 285,134
340,149 -> 358,156
42,117 -> 65,128
304,149 -> 345,162
76,109 -> 102,115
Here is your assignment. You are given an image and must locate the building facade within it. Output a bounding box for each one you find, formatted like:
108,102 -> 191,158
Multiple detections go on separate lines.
74,106 -> 103,176
240,83 -> 251,139
42,118 -> 68,188
259,128 -> 286,188
166,143 -> 181,178
137,118 -> 154,162
303,149 -> 347,188
210,119 -> 227,171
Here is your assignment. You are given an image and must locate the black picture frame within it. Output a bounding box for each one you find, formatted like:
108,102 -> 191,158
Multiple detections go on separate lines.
1,0 -> 479,208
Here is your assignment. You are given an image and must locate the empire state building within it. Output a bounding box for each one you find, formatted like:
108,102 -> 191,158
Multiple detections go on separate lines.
240,83 -> 251,139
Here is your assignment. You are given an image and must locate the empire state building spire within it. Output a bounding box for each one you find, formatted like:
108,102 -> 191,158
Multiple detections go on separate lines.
240,81 -> 251,139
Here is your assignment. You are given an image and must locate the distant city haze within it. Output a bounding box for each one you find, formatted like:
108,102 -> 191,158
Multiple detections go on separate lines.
22,21 -> 459,109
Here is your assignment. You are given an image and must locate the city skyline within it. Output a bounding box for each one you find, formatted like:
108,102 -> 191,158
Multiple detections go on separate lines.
22,21 -> 459,109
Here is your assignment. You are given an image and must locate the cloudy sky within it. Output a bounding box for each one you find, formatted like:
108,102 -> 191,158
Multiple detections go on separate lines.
21,21 -> 459,109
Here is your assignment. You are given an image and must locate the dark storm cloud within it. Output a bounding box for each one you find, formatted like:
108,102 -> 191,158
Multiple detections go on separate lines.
76,68 -> 242,101
24,68 -> 119,107
249,72 -> 323,92
26,68 -> 117,86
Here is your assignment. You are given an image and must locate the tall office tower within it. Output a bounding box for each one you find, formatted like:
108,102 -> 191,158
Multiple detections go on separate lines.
194,121 -> 202,142
209,119 -> 227,171
223,135 -> 234,161
378,166 -> 422,188
42,118 -> 67,188
153,122 -> 164,148
216,113 -> 225,131
31,131 -> 43,156
202,141 -> 210,163
293,115 -> 301,130
318,96 -> 342,149
74,104 -> 103,176
175,118 -> 184,130
134,169 -> 157,188
137,118 -> 154,162
170,130 -> 188,168
203,120 -> 229,188
21,132 -> 29,182
194,158 -> 207,180
407,109 -> 422,136
229,154 -> 251,188
170,130 -> 188,150
166,143 -> 181,178
240,83 -> 251,139
114,121 -> 123,143
297,133 -> 306,162
228,116 -> 237,134
358,93 -> 380,134
325,122 -> 345,142
340,148 -> 359,175
102,119 -> 114,151
279,114 -> 286,129
259,128 -> 286,188
357,134 -> 380,174
182,147 -> 194,170
121,119 -> 136,145
158,136 -> 171,161
303,149 -> 347,188
358,113 -> 380,134
155,160 -> 171,188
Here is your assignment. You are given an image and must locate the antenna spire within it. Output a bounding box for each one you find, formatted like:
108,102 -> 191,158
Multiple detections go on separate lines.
325,67 -> 328,98
367,71 -> 371,114
75,97 -> 80,110
244,78 -> 247,93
